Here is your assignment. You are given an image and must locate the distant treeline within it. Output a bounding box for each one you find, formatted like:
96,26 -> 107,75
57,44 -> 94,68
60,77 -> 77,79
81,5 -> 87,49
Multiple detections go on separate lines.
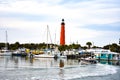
0,42 -> 120,53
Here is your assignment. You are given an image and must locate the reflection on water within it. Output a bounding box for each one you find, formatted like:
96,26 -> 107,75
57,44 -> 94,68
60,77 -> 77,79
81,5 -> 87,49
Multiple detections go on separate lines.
0,56 -> 120,80
0,56 -> 119,69
59,59 -> 64,68
59,68 -> 65,79
0,56 -> 67,69
0,56 -> 120,69
99,60 -> 120,66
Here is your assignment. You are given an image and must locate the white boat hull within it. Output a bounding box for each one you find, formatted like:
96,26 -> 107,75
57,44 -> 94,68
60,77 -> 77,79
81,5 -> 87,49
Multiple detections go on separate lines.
33,54 -> 67,58
34,54 -> 55,58
58,55 -> 67,58
0,52 -> 12,56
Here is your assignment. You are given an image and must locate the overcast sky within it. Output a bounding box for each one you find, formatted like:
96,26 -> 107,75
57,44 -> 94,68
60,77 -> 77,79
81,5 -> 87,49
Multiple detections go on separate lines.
0,0 -> 120,47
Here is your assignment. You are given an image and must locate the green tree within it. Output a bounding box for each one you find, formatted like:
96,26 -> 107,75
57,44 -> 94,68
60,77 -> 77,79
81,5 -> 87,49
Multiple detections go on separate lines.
0,43 -> 5,49
82,46 -> 87,50
103,43 -> 120,53
103,44 -> 110,49
86,42 -> 92,49
15,42 -> 20,48
110,43 -> 118,52
9,42 -> 20,50
58,45 -> 67,51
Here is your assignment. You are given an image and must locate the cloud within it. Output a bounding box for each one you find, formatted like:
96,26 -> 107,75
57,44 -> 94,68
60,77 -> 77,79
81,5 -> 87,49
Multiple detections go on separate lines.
1,0 -> 119,27
0,0 -> 120,46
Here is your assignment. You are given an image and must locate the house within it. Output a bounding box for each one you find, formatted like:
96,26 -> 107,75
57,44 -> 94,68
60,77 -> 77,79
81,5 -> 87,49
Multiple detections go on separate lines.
87,49 -> 120,60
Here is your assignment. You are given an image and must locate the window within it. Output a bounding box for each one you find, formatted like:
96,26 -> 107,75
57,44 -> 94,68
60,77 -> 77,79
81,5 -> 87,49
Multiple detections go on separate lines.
101,54 -> 103,56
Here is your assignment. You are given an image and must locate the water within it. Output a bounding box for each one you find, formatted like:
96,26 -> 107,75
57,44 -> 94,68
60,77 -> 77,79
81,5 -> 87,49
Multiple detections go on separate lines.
0,56 -> 120,80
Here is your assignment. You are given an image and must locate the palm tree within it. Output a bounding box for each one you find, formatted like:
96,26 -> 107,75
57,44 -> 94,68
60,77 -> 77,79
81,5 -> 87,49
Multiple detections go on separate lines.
86,42 -> 92,49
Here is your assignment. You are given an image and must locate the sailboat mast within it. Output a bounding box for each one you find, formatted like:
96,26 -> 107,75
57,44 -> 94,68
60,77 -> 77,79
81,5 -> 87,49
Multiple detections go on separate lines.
55,32 -> 56,45
46,25 -> 52,49
47,25 -> 48,49
5,30 -> 8,50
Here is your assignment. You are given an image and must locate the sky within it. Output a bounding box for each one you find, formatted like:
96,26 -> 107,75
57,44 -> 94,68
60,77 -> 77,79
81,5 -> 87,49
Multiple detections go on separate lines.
0,0 -> 120,47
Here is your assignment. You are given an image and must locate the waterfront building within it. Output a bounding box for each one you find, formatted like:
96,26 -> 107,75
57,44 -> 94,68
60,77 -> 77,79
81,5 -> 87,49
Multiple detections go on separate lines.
87,49 -> 120,60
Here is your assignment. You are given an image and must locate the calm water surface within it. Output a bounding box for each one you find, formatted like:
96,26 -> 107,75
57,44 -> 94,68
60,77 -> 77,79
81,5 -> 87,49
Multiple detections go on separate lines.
0,56 -> 120,80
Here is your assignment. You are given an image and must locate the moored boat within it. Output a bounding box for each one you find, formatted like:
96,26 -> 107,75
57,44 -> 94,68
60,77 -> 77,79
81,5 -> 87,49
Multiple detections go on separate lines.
0,31 -> 12,56
0,50 -> 12,56
79,57 -> 97,65
12,48 -> 28,57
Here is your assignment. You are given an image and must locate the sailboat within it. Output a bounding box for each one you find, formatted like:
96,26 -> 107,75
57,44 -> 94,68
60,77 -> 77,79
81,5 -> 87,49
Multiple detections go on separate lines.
34,25 -> 56,58
0,31 -> 12,56
34,25 -> 67,58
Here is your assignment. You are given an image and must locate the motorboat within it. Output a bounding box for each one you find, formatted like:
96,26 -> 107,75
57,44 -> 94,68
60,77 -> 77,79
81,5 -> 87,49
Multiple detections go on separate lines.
79,57 -> 97,65
12,48 -> 28,57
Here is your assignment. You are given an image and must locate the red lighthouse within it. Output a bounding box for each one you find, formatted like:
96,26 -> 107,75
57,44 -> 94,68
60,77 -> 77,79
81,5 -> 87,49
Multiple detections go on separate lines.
60,19 -> 65,45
